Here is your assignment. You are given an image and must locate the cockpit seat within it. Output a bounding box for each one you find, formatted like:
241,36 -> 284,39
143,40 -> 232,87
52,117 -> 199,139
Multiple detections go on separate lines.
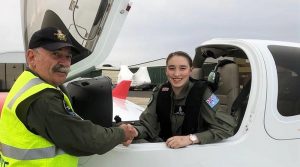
208,60 -> 240,114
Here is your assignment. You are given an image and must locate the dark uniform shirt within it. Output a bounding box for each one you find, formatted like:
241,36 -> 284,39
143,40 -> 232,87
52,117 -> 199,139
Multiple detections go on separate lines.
15,71 -> 125,156
135,81 -> 237,144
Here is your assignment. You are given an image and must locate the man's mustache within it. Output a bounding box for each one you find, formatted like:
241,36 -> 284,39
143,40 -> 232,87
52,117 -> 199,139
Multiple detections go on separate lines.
52,64 -> 71,74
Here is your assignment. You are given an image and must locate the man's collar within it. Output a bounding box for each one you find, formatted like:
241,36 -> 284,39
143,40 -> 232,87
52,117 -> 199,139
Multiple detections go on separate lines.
25,68 -> 58,88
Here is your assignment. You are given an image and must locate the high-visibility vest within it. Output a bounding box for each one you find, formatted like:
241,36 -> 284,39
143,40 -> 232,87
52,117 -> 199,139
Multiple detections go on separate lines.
0,71 -> 78,166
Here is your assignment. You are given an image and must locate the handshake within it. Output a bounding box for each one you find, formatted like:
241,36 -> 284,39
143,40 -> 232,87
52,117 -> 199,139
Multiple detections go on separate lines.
119,123 -> 138,146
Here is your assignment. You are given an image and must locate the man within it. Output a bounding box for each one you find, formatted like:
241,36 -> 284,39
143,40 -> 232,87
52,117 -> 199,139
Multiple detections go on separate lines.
0,27 -> 136,166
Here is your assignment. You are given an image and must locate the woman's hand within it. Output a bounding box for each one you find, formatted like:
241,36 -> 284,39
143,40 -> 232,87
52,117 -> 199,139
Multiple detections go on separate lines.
166,135 -> 192,149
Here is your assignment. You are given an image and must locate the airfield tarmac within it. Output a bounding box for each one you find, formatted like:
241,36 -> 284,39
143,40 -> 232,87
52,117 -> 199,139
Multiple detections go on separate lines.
127,91 -> 152,108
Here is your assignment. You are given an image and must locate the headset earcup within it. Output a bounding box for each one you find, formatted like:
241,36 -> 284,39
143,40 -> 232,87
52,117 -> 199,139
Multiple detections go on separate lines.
208,71 -> 216,83
208,70 -> 219,92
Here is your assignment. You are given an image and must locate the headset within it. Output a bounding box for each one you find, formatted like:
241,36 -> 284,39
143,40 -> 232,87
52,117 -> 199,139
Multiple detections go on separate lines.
207,59 -> 235,91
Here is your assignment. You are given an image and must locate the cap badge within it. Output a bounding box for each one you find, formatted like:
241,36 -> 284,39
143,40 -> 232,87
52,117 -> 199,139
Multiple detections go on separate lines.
54,30 -> 67,41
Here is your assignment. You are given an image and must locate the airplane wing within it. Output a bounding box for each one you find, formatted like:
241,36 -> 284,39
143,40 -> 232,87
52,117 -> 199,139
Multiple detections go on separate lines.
112,80 -> 132,99
112,80 -> 144,122
113,97 -> 144,122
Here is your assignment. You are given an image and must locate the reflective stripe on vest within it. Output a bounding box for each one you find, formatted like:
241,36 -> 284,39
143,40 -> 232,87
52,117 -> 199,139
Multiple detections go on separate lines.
0,143 -> 65,160
7,78 -> 44,109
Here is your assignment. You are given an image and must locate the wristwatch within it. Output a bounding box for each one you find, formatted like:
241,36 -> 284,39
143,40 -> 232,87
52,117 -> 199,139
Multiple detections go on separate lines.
189,134 -> 198,144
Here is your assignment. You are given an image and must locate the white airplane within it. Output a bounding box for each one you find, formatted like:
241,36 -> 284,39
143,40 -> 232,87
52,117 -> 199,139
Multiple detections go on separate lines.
78,39 -> 300,167
1,1 -> 300,167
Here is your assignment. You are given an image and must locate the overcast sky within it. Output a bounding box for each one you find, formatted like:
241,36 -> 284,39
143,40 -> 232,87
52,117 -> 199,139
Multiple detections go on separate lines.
105,0 -> 300,66
0,1 -> 23,52
1,0 -> 299,65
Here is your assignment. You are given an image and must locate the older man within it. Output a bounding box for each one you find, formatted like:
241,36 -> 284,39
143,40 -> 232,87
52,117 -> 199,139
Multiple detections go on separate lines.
0,27 -> 136,166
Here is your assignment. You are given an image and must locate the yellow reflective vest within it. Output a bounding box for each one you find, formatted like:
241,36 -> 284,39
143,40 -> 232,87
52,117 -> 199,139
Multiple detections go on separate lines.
0,71 -> 78,166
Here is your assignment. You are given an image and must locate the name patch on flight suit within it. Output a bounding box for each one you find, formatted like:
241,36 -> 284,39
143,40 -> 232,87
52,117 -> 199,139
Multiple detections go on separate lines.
206,93 -> 219,109
161,87 -> 169,92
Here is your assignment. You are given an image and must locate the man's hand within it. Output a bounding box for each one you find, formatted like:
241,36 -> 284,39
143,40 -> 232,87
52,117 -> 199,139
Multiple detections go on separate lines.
165,135 -> 192,149
122,139 -> 133,146
119,124 -> 138,146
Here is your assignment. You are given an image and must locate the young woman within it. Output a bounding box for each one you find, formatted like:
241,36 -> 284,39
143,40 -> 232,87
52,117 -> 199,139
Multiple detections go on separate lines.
133,51 -> 237,149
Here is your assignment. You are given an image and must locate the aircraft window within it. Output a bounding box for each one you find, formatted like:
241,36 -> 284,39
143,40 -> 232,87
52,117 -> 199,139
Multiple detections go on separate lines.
268,45 -> 300,117
24,0 -> 112,64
